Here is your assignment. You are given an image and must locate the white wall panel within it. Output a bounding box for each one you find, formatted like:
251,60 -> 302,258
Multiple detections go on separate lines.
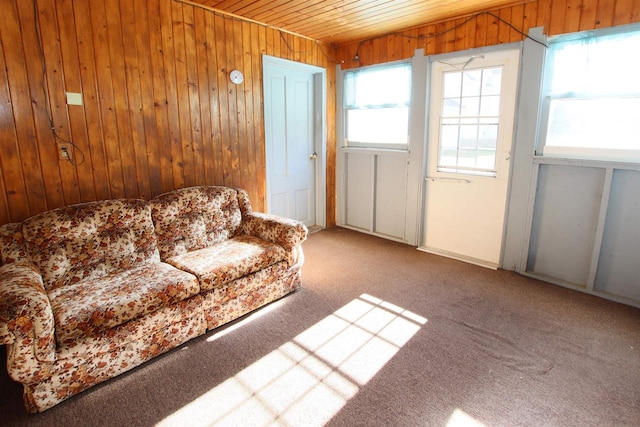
345,152 -> 374,230
595,170 -> 640,300
375,156 -> 407,238
527,164 -> 605,286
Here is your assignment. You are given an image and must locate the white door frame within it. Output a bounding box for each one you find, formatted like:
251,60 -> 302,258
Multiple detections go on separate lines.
262,55 -> 327,228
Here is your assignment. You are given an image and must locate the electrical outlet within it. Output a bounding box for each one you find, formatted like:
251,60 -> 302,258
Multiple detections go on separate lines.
57,143 -> 73,161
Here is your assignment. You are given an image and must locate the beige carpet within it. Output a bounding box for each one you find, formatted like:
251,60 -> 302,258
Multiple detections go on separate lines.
1,227 -> 639,426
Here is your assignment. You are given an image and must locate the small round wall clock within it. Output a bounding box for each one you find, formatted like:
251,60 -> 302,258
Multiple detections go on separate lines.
229,69 -> 244,84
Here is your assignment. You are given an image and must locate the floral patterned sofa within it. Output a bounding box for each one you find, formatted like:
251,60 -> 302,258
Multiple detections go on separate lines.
0,186 -> 307,413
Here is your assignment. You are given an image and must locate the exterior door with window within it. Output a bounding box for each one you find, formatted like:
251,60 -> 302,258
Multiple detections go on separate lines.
421,49 -> 520,268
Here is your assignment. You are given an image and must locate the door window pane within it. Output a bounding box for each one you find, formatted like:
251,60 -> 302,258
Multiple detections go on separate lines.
443,72 -> 462,98
481,68 -> 502,95
462,70 -> 482,96
439,67 -> 503,175
480,96 -> 500,116
461,97 -> 480,116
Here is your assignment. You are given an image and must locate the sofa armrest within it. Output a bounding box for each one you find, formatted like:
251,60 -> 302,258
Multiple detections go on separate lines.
0,263 -> 56,363
242,212 -> 308,250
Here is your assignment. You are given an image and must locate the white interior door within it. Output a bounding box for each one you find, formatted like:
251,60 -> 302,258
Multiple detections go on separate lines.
264,58 -> 319,227
421,49 -> 520,268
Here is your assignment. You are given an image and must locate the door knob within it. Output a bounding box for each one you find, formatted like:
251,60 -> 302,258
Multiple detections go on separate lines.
309,153 -> 317,160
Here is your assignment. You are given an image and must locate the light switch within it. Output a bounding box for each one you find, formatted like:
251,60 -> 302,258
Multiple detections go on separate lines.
66,92 -> 83,106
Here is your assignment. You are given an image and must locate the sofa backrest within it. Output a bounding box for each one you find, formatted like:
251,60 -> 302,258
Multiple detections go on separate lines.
22,199 -> 160,291
150,186 -> 243,260
0,222 -> 28,266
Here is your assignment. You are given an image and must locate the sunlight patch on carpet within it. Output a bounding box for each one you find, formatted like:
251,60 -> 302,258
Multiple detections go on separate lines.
204,298 -> 287,343
446,408 -> 488,427
157,294 -> 427,427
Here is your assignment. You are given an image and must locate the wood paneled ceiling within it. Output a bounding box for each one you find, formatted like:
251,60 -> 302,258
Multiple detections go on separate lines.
184,0 -> 529,45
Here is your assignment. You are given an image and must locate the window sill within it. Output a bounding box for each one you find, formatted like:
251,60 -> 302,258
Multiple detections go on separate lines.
533,155 -> 640,171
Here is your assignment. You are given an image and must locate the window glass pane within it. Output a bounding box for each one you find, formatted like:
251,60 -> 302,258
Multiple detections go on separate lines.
550,31 -> 640,96
344,62 -> 411,148
546,97 -> 640,151
344,64 -> 411,108
347,108 -> 409,145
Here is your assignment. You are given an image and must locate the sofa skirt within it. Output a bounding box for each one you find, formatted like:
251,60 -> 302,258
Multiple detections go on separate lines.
19,299 -> 207,413
201,260 -> 302,330
17,261 -> 302,413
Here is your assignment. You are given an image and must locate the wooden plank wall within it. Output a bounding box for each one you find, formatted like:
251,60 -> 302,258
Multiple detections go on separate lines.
0,0 -> 336,225
337,0 -> 640,68
2,0 -> 638,226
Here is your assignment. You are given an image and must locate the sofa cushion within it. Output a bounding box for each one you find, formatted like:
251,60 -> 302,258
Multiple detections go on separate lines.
150,186 -> 243,260
48,263 -> 199,345
166,235 -> 286,292
22,199 -> 160,291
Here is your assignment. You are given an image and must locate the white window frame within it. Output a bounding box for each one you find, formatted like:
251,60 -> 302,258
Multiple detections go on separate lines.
343,61 -> 412,150
538,24 -> 640,164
